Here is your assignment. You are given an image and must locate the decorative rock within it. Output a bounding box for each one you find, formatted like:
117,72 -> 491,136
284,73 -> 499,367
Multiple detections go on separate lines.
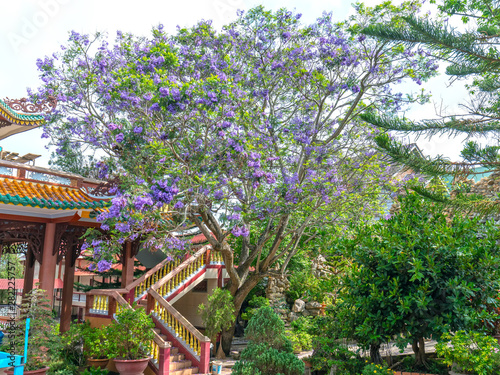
305,301 -> 322,309
289,312 -> 300,322
292,299 -> 306,313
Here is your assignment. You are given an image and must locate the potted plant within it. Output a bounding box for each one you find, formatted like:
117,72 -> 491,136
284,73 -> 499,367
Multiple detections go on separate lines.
79,321 -> 109,369
106,306 -> 155,375
6,288 -> 60,375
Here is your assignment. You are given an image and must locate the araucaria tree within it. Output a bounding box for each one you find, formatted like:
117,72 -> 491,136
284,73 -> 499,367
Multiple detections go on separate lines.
33,5 -> 437,350
360,0 -> 500,212
339,193 -> 500,367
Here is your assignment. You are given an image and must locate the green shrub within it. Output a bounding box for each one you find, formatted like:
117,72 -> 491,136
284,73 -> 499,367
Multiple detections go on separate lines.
362,362 -> 396,375
286,330 -> 312,353
311,339 -> 365,374
241,295 -> 269,321
436,330 -> 500,375
233,306 -> 305,375
232,342 -> 304,375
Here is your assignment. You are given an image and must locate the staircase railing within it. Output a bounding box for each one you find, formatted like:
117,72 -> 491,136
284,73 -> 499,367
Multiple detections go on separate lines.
147,288 -> 211,374
151,246 -> 209,301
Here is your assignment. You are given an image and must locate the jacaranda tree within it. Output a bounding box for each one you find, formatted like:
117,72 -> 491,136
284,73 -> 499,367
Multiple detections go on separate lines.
33,4 -> 438,350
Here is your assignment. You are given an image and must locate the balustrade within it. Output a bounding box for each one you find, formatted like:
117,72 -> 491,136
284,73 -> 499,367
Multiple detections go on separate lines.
210,251 -> 224,264
156,253 -> 205,299
89,294 -> 108,315
134,258 -> 181,301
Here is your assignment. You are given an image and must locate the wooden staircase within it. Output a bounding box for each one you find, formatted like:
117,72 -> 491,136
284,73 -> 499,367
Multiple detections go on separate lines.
85,246 -> 226,375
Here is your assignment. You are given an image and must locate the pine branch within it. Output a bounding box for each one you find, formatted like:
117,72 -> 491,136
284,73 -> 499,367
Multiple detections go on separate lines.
362,16 -> 500,73
374,133 -> 500,176
361,112 -> 500,138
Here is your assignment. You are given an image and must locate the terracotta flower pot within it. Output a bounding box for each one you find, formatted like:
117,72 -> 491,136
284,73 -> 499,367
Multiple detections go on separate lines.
87,357 -> 109,369
6,367 -> 49,375
114,358 -> 150,375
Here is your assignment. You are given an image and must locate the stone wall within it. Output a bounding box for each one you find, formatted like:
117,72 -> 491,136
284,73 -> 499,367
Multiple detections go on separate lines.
265,274 -> 290,321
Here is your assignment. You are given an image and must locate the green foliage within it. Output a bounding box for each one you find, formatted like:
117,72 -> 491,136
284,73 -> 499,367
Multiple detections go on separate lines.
82,368 -> 108,375
0,251 -> 24,304
436,330 -> 500,375
232,342 -> 305,375
244,306 -> 289,350
232,306 -> 304,375
310,339 -> 365,374
55,321 -> 87,371
76,320 -> 109,359
360,0 -> 500,213
362,362 -> 396,375
241,295 -> 269,321
337,193 -> 500,364
286,316 -> 314,352
15,289 -> 62,371
198,288 -> 236,344
106,306 -> 155,360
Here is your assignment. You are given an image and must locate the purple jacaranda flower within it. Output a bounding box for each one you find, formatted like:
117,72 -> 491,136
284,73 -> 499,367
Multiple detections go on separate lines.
228,213 -> 241,221
214,190 -> 224,200
174,201 -> 184,209
133,126 -> 143,133
88,263 -> 96,271
116,133 -> 124,143
97,259 -> 112,272
108,123 -> 120,130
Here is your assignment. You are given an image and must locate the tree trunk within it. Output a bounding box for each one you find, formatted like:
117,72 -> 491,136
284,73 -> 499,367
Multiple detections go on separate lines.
220,276 -> 262,354
216,341 -> 226,359
412,337 -> 427,367
370,343 -> 383,364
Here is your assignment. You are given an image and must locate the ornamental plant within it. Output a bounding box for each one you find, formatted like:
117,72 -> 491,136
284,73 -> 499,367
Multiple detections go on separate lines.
198,288 -> 236,359
362,363 -> 396,375
232,306 -> 304,375
79,321 -> 108,360
106,306 -> 155,360
14,288 -> 62,371
436,331 -> 500,375
338,192 -> 500,366
34,3 -> 438,352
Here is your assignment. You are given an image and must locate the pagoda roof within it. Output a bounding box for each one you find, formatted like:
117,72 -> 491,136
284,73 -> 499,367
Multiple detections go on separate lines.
0,96 -> 56,140
0,177 -> 109,211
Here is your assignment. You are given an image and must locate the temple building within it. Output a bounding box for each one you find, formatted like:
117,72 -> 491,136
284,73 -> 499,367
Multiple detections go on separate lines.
0,96 -> 227,374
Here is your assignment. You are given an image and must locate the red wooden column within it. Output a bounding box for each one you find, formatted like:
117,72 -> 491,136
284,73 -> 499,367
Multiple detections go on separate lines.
22,248 -> 35,302
199,340 -> 211,374
121,241 -> 135,290
38,222 -> 57,306
60,245 -> 76,333
157,345 -> 171,375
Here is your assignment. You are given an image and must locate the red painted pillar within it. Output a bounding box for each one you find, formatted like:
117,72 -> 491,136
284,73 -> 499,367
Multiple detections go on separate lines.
39,222 -> 57,306
60,246 -> 76,333
199,340 -> 211,374
121,241 -> 135,289
22,248 -> 35,302
157,345 -> 170,375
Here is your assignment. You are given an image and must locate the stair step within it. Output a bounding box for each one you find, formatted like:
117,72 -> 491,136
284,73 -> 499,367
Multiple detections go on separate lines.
170,353 -> 185,361
170,359 -> 192,370
169,367 -> 199,375
153,328 -> 161,334
170,346 -> 179,355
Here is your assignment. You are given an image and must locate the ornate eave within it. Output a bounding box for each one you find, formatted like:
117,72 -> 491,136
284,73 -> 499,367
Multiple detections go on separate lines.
0,96 -> 56,140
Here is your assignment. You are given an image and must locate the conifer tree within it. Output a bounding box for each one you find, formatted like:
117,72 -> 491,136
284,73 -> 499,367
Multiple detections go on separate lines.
360,0 -> 500,212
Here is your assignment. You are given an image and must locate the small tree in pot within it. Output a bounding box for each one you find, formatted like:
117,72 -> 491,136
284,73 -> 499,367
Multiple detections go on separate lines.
106,306 -> 155,375
198,288 -> 236,359
78,321 -> 109,369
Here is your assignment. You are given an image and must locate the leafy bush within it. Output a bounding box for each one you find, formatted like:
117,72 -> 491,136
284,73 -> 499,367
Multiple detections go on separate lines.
362,362 -> 396,375
198,288 -> 236,358
232,306 -> 305,375
241,295 -> 269,321
106,306 -> 155,360
436,330 -> 500,375
286,317 -> 314,352
310,339 -> 365,374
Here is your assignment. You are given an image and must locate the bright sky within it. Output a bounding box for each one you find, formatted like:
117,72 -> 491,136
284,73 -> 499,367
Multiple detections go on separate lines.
0,0 -> 469,167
